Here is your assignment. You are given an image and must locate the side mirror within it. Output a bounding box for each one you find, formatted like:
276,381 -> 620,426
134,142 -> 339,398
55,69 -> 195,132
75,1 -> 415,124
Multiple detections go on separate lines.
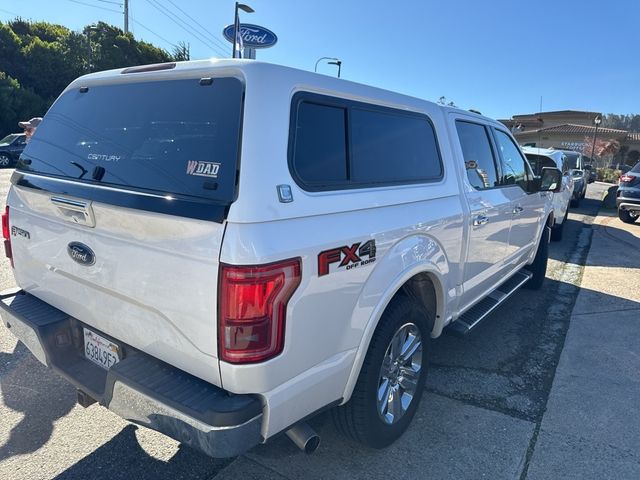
539,167 -> 562,193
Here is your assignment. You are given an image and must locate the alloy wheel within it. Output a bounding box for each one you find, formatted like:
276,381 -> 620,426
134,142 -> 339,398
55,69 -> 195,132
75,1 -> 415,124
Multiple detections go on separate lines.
377,322 -> 423,425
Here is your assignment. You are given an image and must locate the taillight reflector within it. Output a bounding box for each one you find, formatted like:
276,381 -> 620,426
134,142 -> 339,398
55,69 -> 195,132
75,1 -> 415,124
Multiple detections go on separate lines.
620,174 -> 636,183
2,206 -> 12,267
219,258 -> 301,364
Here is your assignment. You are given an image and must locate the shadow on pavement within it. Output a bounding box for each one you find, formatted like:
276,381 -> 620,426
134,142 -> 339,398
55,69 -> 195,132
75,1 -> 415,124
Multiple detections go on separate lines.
0,341 -> 76,462
1,275 -> 637,480
55,425 -> 231,480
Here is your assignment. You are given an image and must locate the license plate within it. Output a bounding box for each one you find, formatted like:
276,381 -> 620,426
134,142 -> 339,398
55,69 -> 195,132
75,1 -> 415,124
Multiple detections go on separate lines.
83,328 -> 120,370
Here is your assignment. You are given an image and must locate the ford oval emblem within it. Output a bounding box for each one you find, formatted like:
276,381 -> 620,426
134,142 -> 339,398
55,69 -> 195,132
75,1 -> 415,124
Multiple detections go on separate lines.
67,242 -> 96,266
223,23 -> 278,49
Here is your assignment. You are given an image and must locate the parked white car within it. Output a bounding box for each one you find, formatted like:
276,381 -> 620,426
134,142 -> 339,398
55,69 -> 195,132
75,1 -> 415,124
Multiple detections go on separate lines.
0,60 -> 561,457
522,147 -> 574,241
559,150 -> 589,206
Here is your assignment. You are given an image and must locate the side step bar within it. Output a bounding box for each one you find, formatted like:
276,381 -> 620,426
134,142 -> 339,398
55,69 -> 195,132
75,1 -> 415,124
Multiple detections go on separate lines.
446,270 -> 533,336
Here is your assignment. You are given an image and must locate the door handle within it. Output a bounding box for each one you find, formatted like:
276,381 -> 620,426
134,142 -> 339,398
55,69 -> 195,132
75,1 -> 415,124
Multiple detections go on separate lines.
512,205 -> 524,215
473,214 -> 489,226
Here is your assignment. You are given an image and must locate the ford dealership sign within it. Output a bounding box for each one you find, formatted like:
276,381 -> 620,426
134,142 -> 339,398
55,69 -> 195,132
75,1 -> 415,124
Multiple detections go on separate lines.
223,24 -> 278,49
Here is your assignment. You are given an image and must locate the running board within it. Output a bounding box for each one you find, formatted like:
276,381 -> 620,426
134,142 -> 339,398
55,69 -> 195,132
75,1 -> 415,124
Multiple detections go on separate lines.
446,270 -> 533,336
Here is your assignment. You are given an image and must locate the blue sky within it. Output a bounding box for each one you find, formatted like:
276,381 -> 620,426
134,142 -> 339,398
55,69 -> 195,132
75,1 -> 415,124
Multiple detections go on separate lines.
1,0 -> 638,119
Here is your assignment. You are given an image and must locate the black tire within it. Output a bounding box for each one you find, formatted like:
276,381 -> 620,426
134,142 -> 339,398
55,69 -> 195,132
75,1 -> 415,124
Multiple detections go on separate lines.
332,295 -> 431,449
550,210 -> 567,242
581,187 -> 587,199
618,208 -> 638,224
524,225 -> 550,290
570,196 -> 580,208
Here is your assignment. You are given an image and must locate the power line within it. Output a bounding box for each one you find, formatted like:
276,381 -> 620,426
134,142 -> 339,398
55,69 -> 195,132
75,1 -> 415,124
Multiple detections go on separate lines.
145,0 -> 226,56
0,7 -> 21,17
144,0 -> 227,57
67,0 -> 122,15
164,0 -> 229,54
94,0 -> 123,5
130,18 -> 178,50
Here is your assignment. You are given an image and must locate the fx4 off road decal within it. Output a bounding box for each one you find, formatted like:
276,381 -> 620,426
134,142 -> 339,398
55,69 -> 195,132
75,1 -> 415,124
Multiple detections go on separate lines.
318,240 -> 376,277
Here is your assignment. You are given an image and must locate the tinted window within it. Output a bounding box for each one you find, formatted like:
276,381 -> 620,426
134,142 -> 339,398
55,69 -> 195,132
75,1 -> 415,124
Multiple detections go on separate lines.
455,121 -> 499,190
0,134 -> 20,145
350,109 -> 441,184
494,130 -> 529,190
290,94 -> 442,190
20,77 -> 244,203
563,151 -> 581,170
525,154 -> 557,176
292,102 -> 347,185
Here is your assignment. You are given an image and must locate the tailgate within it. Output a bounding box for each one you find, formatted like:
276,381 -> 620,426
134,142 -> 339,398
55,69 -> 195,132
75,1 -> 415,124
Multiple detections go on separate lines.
8,186 -> 225,385
4,73 -> 245,387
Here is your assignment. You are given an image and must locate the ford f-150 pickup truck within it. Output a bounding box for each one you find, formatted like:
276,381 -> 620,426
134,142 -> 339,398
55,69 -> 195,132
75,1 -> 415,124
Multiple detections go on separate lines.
0,59 -> 561,457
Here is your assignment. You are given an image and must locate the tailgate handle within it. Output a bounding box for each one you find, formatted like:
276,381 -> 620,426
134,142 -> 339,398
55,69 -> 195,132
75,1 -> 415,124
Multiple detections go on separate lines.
51,196 -> 96,227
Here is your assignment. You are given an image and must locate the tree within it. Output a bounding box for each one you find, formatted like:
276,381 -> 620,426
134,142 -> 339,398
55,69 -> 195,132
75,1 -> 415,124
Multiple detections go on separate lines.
602,113 -> 640,132
617,145 -> 629,164
582,136 -> 620,166
0,18 -> 186,136
172,41 -> 190,62
0,72 -> 47,136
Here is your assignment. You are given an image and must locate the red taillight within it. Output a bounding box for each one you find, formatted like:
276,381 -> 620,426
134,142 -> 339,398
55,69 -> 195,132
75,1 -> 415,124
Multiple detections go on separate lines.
1,206 -> 12,268
620,174 -> 636,184
219,258 -> 301,364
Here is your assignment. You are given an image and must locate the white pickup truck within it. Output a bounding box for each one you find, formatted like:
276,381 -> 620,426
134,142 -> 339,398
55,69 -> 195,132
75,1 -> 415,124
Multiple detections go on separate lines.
0,60 -> 561,457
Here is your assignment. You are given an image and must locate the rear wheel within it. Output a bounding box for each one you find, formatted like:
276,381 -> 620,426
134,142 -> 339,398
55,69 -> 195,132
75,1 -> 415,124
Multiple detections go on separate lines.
524,226 -> 550,290
332,295 -> 431,448
618,208 -> 638,224
0,155 -> 10,168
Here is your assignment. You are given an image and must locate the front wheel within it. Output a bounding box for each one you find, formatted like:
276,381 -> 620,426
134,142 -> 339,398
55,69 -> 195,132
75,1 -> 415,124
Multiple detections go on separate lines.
550,209 -> 568,242
524,225 -> 550,290
0,155 -> 11,168
332,295 -> 431,449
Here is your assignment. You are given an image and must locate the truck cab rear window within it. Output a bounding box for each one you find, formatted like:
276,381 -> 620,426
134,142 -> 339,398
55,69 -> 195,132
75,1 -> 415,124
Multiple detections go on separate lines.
19,77 -> 244,203
290,93 -> 443,190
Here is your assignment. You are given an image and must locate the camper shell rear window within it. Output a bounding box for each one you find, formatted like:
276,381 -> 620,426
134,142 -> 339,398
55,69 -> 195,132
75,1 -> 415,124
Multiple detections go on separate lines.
19,77 -> 244,208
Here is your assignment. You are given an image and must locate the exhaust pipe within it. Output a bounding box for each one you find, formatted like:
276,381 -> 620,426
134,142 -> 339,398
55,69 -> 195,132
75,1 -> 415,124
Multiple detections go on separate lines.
285,423 -> 320,454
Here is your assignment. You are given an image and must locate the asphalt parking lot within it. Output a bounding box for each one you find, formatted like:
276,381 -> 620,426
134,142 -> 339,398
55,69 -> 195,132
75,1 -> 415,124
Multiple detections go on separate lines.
0,170 -> 622,479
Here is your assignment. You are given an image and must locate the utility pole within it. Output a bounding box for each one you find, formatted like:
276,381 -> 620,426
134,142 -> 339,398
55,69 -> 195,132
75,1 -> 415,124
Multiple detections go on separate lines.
124,0 -> 129,34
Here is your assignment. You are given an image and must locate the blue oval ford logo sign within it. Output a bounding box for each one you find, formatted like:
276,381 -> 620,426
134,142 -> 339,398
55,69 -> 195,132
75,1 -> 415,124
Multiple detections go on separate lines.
67,242 -> 96,266
223,23 -> 277,49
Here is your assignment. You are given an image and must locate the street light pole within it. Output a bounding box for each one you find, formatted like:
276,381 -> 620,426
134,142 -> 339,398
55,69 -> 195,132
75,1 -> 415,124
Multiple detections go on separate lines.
232,2 -> 254,59
124,0 -> 129,34
328,60 -> 342,78
591,114 -> 602,165
314,57 -> 342,78
86,25 -> 98,73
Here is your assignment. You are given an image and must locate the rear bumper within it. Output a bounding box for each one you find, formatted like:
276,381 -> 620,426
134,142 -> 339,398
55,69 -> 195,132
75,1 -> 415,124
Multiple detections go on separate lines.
616,196 -> 640,212
0,290 -> 263,458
